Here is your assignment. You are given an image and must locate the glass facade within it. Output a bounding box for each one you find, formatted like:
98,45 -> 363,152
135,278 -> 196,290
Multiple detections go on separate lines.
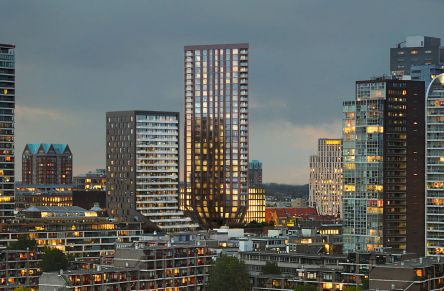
0,44 -> 15,223
426,73 -> 444,256
184,44 -> 249,228
343,79 -> 425,254
309,138 -> 343,217
343,82 -> 385,253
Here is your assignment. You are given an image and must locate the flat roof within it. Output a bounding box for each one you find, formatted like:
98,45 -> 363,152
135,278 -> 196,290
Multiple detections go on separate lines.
0,43 -> 15,48
184,43 -> 249,50
106,110 -> 179,117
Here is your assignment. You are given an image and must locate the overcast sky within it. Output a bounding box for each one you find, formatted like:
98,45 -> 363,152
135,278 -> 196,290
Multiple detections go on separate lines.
1,0 -> 443,184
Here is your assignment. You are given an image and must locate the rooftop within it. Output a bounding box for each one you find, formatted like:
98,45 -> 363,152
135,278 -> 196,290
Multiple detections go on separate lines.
24,143 -> 70,155
22,206 -> 97,218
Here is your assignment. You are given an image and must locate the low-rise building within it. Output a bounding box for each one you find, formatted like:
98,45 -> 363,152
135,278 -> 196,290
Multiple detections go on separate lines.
0,249 -> 40,290
241,251 -> 347,291
244,186 -> 266,223
39,239 -> 213,290
369,257 -> 444,291
288,223 -> 342,255
14,184 -> 73,211
340,250 -> 417,288
114,240 -> 213,289
73,169 -> 106,191
39,267 -> 138,291
0,206 -> 142,260
265,207 -> 318,226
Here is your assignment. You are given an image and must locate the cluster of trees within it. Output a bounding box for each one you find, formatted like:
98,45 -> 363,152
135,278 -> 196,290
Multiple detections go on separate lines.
7,236 -> 68,272
208,255 -> 250,291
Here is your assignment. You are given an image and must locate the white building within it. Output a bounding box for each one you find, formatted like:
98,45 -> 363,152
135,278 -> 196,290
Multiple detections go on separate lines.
425,73 -> 444,256
106,111 -> 198,232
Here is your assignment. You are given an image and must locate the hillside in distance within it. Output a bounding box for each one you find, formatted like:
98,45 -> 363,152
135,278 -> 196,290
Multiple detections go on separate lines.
264,183 -> 309,200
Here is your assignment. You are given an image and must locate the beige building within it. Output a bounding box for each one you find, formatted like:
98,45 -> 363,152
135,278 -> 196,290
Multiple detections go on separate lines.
309,139 -> 342,217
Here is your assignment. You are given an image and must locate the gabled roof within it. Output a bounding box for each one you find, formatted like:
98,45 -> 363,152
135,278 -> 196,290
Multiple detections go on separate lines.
24,143 -> 71,155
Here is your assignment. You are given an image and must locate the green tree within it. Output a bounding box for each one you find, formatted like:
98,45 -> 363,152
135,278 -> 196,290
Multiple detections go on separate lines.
14,287 -> 32,291
208,255 -> 250,291
7,236 -> 37,250
294,284 -> 318,291
262,261 -> 281,275
40,247 -> 68,272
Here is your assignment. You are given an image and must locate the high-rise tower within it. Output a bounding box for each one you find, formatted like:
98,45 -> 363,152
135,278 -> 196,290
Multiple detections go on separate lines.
106,111 -> 197,232
342,78 -> 425,255
425,73 -> 444,256
183,44 -> 249,228
0,43 -> 15,223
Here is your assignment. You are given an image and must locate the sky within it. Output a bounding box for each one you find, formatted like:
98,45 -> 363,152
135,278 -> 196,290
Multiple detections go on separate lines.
1,0 -> 443,184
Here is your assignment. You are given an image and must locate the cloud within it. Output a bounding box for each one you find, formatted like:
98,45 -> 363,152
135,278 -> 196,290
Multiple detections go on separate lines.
250,119 -> 342,184
1,0 -> 443,183
16,105 -> 79,126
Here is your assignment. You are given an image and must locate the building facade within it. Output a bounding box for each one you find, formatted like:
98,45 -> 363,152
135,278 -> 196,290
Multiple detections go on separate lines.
425,73 -> 444,256
22,143 -> 73,185
0,43 -> 15,224
113,240 -> 213,290
411,64 -> 444,88
106,111 -> 197,232
244,186 -> 266,223
249,160 -> 263,186
0,206 -> 142,259
74,169 -> 106,191
0,249 -> 40,290
390,36 -> 444,78
342,78 -> 425,254
183,43 -> 249,228
39,240 -> 213,291
309,138 -> 343,217
14,184 -> 73,211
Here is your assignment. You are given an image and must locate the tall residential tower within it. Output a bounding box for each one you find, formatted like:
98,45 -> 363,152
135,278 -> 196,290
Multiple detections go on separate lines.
0,44 -> 15,223
309,138 -> 343,217
425,73 -> 444,256
183,43 -> 249,228
342,78 -> 425,255
106,111 -> 197,232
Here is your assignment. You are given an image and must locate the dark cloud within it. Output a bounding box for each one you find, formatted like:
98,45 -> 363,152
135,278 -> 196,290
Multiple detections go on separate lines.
1,0 -> 443,183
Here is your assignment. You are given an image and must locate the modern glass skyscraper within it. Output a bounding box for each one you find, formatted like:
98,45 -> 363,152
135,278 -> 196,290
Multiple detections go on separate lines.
425,73 -> 444,256
106,111 -> 197,232
183,43 -> 249,228
0,44 -> 15,223
309,138 -> 343,217
343,78 -> 425,254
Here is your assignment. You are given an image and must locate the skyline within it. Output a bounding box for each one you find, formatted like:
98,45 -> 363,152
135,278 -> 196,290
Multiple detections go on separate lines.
1,0 -> 444,183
